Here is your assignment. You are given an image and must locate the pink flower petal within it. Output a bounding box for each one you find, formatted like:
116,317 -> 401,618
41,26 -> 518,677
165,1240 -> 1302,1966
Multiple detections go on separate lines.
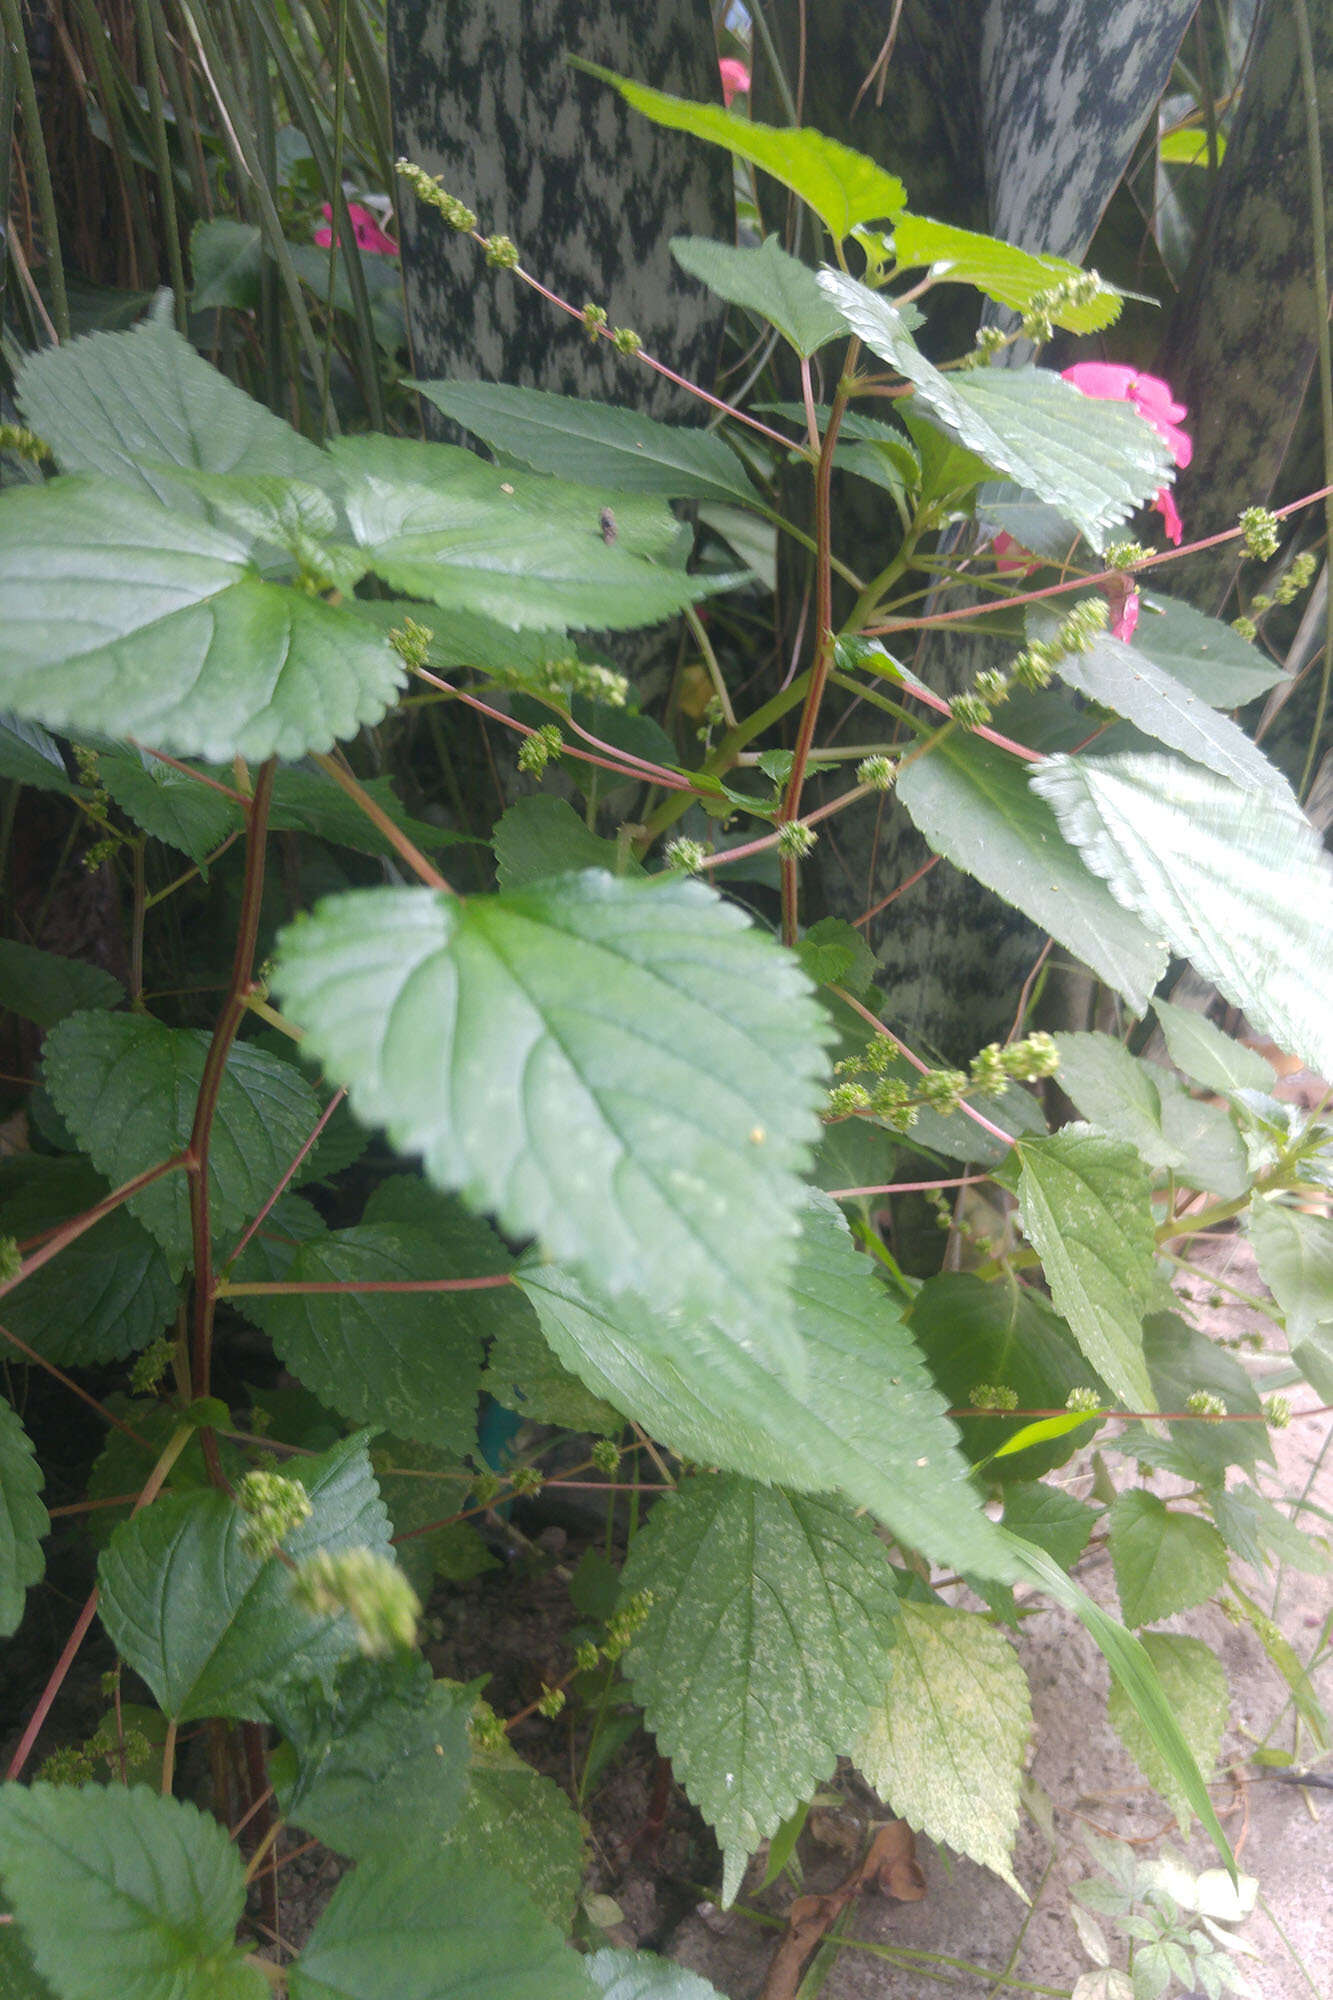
992,531 -> 1038,574
313,225 -> 334,248
1104,576 -> 1140,642
1124,370 -> 1187,425
314,199 -> 397,257
719,56 -> 751,105
1061,361 -> 1139,402
1154,485 -> 1183,545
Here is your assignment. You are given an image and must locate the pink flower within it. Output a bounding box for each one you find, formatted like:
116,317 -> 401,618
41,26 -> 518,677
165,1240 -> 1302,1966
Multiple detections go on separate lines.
1061,362 -> 1191,545
1103,574 -> 1140,643
992,531 -> 1038,574
719,57 -> 751,105
313,202 -> 397,257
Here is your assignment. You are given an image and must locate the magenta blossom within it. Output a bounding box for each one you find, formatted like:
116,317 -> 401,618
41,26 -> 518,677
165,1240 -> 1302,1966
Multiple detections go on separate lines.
990,535 -> 1139,643
719,56 -> 751,104
992,531 -> 1038,575
314,202 -> 397,257
1061,362 -> 1191,545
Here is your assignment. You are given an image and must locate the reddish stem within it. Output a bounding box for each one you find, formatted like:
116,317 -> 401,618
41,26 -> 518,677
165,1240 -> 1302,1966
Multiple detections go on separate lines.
828,1172 -> 991,1198
0,1153 -> 190,1308
219,1274 -> 516,1296
852,855 -> 940,928
224,1089 -> 347,1268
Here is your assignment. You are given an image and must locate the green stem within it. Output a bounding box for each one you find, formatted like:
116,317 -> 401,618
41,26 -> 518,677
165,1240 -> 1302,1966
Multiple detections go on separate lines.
1294,0 -> 1333,802
0,0 -> 69,338
132,0 -> 189,329
187,758 -> 276,1402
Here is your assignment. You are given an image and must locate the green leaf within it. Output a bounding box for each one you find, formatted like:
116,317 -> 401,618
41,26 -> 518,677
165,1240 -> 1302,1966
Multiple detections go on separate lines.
481,1312 -> 623,1435
0,939 -> 122,1029
190,218 -> 263,312
0,479 -> 406,763
82,1400 -> 246,1551
891,214 -> 1122,333
1141,1314 -> 1271,1482
1152,1075 -> 1248,1199
97,750 -> 236,865
1107,1490 -> 1229,1627
0,1904 -> 57,2000
370,1437 -> 498,1596
1031,752 -> 1333,1080
817,273 -> 1173,548
1247,1200 -> 1333,1355
621,1473 -> 900,1905
493,795 -> 635,891
1053,1032 -> 1181,1172
0,1156 -> 176,1366
270,1657 -> 473,1859
896,734 -> 1168,1012
588,1948 -> 725,2000
332,434 -> 723,633
15,316 -> 330,507
445,1734 -> 587,1931
273,873 -> 830,1359
1152,999 -> 1274,1096
1012,1128 -> 1169,1411
0,1783 -> 267,2000
97,1434 -> 392,1721
266,765 -> 466,861
854,1600 -> 1031,1896
1003,1535 -> 1233,1867
288,1847 -> 594,2000
577,66 -> 906,242
413,379 -> 758,505
670,236 -> 847,355
1209,1483 -> 1331,1576
241,1224 -> 491,1453
44,1014 -> 319,1277
0,1396 -> 47,1637
909,1271 -> 1103,1481
1030,610 -> 1291,802
1135,594 -> 1289,708
0,714 -> 75,794
1001,1483 -> 1098,1570
520,1195 -> 1017,1580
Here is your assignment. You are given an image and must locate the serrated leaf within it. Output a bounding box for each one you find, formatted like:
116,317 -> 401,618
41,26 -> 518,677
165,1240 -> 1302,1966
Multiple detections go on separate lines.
1141,1314 -> 1271,1482
579,67 -> 905,242
481,1311 -> 623,1436
909,1271 -> 1103,1481
43,1012 -> 320,1276
854,1600 -> 1031,1896
273,872 -> 830,1360
1108,1633 -> 1228,1832
1209,1482 -> 1332,1576
817,272 -> 1172,548
1135,594 -> 1288,709
1053,1033 -> 1182,1172
1153,1000 -> 1274,1096
444,1736 -> 586,1932
891,214 -> 1122,333
621,1473 -> 900,1904
896,734 -> 1168,1012
97,1434 -> 393,1720
0,1904 -> 57,2000
588,1948 -> 726,2000
289,1846 -> 594,2000
0,713 -> 75,794
332,434 -> 724,633
0,479 -> 406,763
1001,1484 -> 1098,1570
0,1783 -> 267,2000
0,1156 -> 175,1366
15,317 -> 330,508
413,379 -> 759,504
520,1195 -> 1016,1580
97,750 -> 236,864
270,1656 -> 473,1859
1153,1074 -> 1249,1199
1107,1490 -> 1229,1627
240,1225 -> 489,1453
1247,1200 -> 1333,1351
1013,1129 -> 1168,1410
0,1397 -> 47,1636
371,1437 -> 498,1595
670,235 -> 847,355
0,939 -> 122,1028
82,1399 -> 247,1551
493,795 -> 635,891
1030,610 -> 1290,801
1031,752 -> 1333,1079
